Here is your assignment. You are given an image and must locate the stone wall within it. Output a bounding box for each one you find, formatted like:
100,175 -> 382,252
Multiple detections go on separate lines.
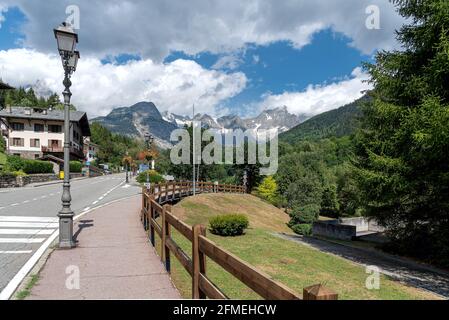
0,173 -> 85,188
0,174 -> 20,188
18,173 -> 59,186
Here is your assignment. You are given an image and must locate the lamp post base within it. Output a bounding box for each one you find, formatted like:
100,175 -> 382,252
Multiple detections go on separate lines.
58,212 -> 76,249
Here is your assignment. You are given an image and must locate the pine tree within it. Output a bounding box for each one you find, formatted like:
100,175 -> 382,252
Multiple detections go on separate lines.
355,0 -> 449,266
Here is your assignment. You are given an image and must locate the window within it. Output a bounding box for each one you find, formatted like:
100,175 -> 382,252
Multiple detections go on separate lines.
11,138 -> 24,147
34,123 -> 44,132
34,154 -> 40,159
48,124 -> 62,133
30,139 -> 40,148
11,122 -> 24,131
49,140 -> 62,148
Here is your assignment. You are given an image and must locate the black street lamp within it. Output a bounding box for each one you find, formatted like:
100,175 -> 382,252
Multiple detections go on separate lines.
54,22 -> 79,249
144,133 -> 154,184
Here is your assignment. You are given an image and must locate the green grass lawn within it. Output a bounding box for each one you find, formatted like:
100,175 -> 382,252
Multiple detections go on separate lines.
156,194 -> 439,300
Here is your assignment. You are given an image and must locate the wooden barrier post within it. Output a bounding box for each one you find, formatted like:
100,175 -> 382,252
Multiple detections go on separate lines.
161,205 -> 172,272
303,284 -> 338,300
149,196 -> 155,246
192,224 -> 207,299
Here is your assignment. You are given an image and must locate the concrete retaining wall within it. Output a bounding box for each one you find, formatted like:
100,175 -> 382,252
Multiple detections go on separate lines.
312,217 -> 386,241
312,221 -> 356,241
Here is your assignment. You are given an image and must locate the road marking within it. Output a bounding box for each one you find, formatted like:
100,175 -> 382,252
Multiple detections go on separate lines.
0,222 -> 58,228
0,238 -> 45,244
10,203 -> 19,207
40,196 -> 47,199
0,177 -> 128,300
0,216 -> 58,223
32,198 -> 38,201
0,229 -> 55,235
99,196 -> 104,200
0,251 -> 33,254
0,207 -> 4,210
23,200 -> 30,204
83,207 -> 91,212
92,201 -> 98,205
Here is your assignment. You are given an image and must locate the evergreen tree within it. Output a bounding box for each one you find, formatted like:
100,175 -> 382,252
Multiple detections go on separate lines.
320,185 -> 340,218
355,0 -> 449,266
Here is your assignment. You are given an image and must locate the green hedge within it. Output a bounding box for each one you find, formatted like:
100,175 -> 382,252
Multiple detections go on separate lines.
290,224 -> 312,236
70,161 -> 83,173
5,156 -> 53,174
137,170 -> 165,184
209,214 -> 249,237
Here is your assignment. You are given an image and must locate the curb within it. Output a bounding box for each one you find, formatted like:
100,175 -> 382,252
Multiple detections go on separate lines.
5,192 -> 140,300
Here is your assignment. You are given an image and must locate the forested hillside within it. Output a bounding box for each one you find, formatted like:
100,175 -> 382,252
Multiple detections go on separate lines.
279,97 -> 365,144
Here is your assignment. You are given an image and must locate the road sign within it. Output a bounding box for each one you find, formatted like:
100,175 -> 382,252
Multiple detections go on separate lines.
144,183 -> 151,189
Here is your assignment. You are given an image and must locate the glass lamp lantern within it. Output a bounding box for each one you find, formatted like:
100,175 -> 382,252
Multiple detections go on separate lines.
68,51 -> 80,70
54,22 -> 78,54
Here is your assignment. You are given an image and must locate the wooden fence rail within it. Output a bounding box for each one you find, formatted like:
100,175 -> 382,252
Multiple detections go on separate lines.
141,181 -> 337,300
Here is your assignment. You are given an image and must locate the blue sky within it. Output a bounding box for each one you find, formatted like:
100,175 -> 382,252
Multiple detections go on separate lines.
164,30 -> 373,116
0,1 -> 401,118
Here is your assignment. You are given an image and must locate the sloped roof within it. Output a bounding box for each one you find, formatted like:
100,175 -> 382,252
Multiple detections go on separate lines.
0,82 -> 14,90
0,107 -> 91,136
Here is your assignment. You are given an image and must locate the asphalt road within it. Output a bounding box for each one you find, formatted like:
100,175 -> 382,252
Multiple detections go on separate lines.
0,173 -> 141,297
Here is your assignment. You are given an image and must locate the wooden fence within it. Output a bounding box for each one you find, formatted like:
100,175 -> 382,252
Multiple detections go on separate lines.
141,181 -> 338,300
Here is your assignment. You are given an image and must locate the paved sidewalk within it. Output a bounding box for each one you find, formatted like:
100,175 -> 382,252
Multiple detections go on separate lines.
27,195 -> 180,299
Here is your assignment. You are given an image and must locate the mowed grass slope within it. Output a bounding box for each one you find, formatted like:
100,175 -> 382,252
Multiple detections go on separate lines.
159,194 -> 438,300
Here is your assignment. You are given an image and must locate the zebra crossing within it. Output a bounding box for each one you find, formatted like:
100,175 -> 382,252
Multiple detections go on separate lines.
0,216 -> 58,254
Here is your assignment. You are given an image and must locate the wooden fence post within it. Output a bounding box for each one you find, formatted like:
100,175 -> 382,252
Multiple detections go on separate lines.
192,224 -> 207,299
161,205 -> 172,272
149,196 -> 155,246
303,284 -> 338,300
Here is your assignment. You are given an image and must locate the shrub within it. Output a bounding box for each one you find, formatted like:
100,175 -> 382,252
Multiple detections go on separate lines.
256,176 -> 278,203
209,214 -> 249,237
70,161 -> 83,173
5,155 -> 25,172
290,224 -> 312,236
22,159 -> 53,174
137,170 -> 165,184
4,156 -> 53,174
289,204 -> 320,225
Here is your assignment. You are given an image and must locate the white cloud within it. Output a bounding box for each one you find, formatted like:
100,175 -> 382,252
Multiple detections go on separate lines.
0,49 -> 247,118
258,67 -> 371,117
0,0 -> 404,60
212,54 -> 244,70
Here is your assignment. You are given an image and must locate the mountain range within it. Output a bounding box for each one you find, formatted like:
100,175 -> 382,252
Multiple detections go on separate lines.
91,102 -> 306,147
279,96 -> 367,143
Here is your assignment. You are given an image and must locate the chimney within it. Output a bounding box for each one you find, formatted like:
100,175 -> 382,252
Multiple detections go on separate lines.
7,104 -> 12,113
25,107 -> 31,115
42,109 -> 47,115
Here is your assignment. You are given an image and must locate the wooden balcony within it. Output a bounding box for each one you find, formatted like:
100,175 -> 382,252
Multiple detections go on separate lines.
42,146 -> 85,160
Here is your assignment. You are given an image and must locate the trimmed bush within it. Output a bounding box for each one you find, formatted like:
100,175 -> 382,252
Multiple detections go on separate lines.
5,156 -> 53,174
70,161 -> 83,173
209,214 -> 249,237
136,170 -> 165,184
290,224 -> 312,236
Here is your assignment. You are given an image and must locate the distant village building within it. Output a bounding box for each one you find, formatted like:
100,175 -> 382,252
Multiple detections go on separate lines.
0,106 -> 91,161
83,137 -> 99,163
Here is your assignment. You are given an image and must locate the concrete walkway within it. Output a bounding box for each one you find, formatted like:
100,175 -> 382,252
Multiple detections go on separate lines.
27,195 -> 180,299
